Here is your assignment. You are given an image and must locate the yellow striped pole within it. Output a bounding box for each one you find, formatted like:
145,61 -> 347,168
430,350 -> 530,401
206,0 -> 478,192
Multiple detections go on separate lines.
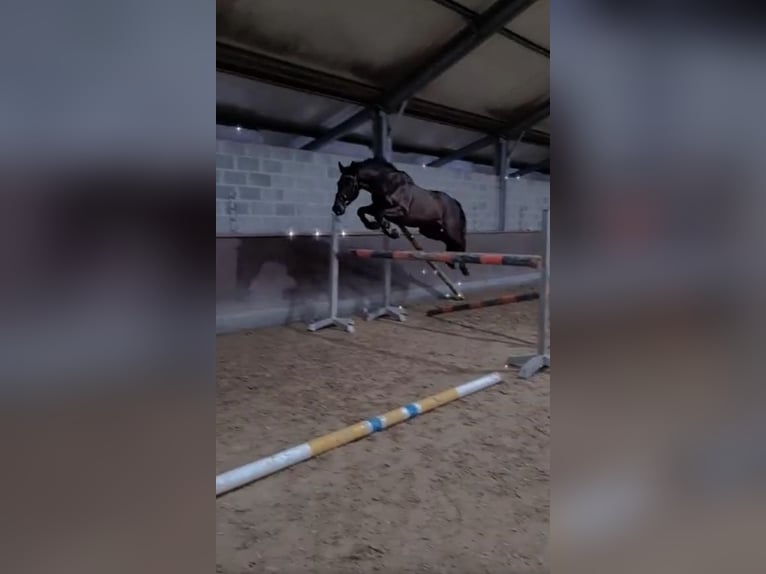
216,372 -> 503,496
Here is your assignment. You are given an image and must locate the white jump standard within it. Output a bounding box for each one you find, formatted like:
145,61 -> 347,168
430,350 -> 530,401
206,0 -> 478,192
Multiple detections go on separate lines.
506,209 -> 550,378
307,215 -> 355,333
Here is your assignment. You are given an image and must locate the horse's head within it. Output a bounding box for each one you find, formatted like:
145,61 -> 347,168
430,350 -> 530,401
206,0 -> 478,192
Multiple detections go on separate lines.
332,162 -> 360,216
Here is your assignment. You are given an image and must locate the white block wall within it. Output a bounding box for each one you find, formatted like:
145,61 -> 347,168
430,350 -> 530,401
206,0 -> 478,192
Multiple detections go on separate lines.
506,177 -> 552,231
216,139 -> 549,235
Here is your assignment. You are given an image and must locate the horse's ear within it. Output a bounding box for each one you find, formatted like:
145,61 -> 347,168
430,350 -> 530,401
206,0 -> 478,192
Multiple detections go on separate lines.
338,162 -> 347,174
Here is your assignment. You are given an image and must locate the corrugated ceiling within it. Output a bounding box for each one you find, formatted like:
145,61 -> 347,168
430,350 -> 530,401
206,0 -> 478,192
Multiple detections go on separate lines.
217,0 -> 549,169
507,0 -> 550,48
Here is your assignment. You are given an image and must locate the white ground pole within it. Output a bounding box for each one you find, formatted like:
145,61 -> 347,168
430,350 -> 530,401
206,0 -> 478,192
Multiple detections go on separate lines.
507,208 -> 550,378
307,215 -> 355,333
216,372 -> 504,496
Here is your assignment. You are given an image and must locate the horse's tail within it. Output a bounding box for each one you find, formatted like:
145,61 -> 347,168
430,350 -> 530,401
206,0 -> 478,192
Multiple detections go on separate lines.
456,199 -> 467,250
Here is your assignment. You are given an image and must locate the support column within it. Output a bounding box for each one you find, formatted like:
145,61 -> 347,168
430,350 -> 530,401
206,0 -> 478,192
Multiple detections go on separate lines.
365,108 -> 407,322
495,137 -> 509,231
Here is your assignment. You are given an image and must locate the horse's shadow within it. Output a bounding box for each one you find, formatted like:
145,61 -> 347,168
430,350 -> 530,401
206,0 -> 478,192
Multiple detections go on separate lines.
233,236 -> 445,323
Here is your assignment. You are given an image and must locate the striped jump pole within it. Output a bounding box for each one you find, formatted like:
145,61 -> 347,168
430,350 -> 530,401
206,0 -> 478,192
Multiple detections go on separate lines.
216,372 -> 503,496
426,291 -> 540,317
347,249 -> 542,269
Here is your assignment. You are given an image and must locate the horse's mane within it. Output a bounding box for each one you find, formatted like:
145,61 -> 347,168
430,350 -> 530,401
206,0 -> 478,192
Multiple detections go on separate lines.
353,156 -> 414,183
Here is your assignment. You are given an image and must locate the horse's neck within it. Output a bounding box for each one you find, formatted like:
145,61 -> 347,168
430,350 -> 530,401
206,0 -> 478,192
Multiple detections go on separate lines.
357,169 -> 387,196
359,167 -> 409,196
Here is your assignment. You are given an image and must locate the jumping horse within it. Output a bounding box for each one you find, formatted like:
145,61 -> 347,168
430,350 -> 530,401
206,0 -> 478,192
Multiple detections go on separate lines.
332,157 -> 470,276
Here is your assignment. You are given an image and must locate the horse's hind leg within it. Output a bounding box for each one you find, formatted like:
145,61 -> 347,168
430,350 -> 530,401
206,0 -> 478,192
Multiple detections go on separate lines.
443,226 -> 469,276
419,224 -> 457,270
445,238 -> 469,276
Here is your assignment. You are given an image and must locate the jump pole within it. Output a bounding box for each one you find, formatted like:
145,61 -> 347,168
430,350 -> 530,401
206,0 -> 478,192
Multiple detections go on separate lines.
216,372 -> 503,496
426,291 -> 540,317
347,249 -> 541,269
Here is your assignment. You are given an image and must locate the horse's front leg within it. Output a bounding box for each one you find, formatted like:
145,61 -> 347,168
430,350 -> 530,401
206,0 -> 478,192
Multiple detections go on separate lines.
356,205 -> 381,230
376,205 -> 408,239
363,201 -> 400,238
360,206 -> 398,239
375,215 -> 399,239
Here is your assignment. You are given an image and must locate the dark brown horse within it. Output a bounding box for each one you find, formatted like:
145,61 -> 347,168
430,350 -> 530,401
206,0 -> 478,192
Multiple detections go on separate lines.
332,157 -> 469,276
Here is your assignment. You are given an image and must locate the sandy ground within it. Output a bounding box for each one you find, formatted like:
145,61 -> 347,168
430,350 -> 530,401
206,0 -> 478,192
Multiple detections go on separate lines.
216,292 -> 549,573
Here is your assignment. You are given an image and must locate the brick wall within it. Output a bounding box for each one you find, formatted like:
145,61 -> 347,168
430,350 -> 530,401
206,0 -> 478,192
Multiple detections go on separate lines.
216,139 -> 549,235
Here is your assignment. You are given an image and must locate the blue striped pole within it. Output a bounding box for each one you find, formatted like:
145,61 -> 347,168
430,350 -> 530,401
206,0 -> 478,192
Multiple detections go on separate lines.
216,372 -> 504,496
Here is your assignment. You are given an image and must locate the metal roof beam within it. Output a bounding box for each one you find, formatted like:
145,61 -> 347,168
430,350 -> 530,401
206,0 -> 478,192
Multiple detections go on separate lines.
381,0 -> 538,111
426,135 -> 495,168
426,100 -> 548,167
428,0 -> 549,58
509,158 -> 550,178
217,104 -> 543,171
499,99 -> 550,138
301,0 -> 537,150
524,128 -> 550,146
217,46 -> 551,143
301,108 -> 374,151
217,43 -> 379,103
428,99 -> 549,167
